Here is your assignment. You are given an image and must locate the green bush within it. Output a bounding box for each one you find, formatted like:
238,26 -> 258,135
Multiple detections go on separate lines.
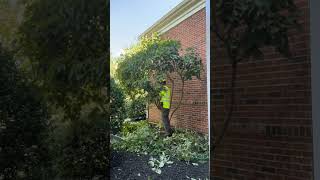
112,121 -> 208,163
0,44 -> 49,179
121,120 -> 149,136
47,103 -> 109,179
55,128 -> 109,179
119,122 -> 158,154
126,98 -> 146,119
111,78 -> 126,134
17,0 -> 110,178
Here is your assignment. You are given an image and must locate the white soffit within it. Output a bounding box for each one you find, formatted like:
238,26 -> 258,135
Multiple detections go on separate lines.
139,0 -> 206,38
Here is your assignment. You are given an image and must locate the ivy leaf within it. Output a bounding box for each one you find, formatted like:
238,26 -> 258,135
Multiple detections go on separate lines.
159,161 -> 164,168
155,168 -> 161,174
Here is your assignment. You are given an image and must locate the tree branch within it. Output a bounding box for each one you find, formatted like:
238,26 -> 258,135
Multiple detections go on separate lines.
154,99 -> 162,111
212,3 -> 239,149
212,59 -> 238,151
214,28 -> 225,43
167,73 -> 174,116
169,74 -> 185,122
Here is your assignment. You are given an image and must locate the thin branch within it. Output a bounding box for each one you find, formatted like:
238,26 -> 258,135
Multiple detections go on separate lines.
167,73 -> 174,116
212,31 -> 240,152
214,28 -> 225,43
169,73 -> 185,122
154,99 -> 162,111
195,61 -> 206,82
212,59 -> 238,150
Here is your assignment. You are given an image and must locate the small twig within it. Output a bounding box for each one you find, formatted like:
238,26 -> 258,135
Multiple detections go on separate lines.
214,28 -> 225,43
155,99 -> 162,111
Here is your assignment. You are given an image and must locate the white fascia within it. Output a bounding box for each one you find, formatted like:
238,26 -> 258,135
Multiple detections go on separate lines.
139,0 -> 206,38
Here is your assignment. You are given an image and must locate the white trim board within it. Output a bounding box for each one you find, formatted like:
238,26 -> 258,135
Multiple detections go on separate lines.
139,0 -> 206,38
158,1 -> 205,35
310,0 -> 320,178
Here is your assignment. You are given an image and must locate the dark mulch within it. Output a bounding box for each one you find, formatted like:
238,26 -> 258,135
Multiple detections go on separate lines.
110,151 -> 209,180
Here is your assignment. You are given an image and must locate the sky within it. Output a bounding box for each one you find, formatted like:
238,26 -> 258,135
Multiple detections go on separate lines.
110,0 -> 184,58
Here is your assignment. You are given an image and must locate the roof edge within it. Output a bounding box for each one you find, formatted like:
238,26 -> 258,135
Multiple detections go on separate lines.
139,0 -> 205,39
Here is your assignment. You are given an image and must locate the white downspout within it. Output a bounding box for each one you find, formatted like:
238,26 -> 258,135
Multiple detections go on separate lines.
205,0 -> 211,178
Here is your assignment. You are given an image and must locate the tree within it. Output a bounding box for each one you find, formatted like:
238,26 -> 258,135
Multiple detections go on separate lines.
17,0 -> 109,178
211,0 -> 300,156
110,56 -> 120,79
116,34 -> 203,135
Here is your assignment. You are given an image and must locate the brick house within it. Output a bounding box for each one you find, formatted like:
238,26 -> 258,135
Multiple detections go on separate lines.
211,0 -> 316,179
138,0 -> 320,178
140,0 -> 208,134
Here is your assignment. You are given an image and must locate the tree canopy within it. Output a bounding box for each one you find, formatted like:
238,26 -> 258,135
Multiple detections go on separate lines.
16,0 -> 110,178
215,0 -> 300,62
18,0 -> 109,121
116,34 -> 202,113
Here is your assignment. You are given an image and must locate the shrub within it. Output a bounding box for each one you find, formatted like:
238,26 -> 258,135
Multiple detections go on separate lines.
126,98 -> 146,120
18,0 -> 110,178
113,121 -> 158,154
48,103 -> 109,179
0,44 -> 49,179
121,120 -> 149,136
110,78 -> 126,134
55,128 -> 109,179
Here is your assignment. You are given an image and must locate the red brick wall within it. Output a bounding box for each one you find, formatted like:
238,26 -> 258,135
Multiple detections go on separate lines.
148,8 -> 208,134
211,0 -> 313,179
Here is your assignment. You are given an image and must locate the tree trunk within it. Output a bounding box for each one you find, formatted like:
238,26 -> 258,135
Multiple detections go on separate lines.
161,108 -> 172,136
169,75 -> 185,122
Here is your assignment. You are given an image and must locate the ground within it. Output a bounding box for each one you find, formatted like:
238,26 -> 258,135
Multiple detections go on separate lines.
110,151 -> 209,180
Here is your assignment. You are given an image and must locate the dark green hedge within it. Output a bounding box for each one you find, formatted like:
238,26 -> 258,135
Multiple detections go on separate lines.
0,44 -> 49,179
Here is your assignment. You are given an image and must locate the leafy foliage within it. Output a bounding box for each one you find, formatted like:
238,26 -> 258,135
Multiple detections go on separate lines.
148,152 -> 173,174
116,34 -> 202,110
50,108 -> 109,179
120,120 -> 149,136
110,56 -> 120,78
111,78 -> 126,134
126,98 -> 146,120
18,0 -> 109,121
112,121 -> 208,163
16,0 -> 110,178
215,0 -> 300,61
0,0 -> 24,48
43,104 -> 109,179
0,44 -> 49,179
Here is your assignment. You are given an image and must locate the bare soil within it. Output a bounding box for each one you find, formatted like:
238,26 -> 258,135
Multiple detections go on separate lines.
110,151 -> 209,180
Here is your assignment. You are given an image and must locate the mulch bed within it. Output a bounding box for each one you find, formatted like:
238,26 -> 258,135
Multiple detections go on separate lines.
110,150 -> 209,180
